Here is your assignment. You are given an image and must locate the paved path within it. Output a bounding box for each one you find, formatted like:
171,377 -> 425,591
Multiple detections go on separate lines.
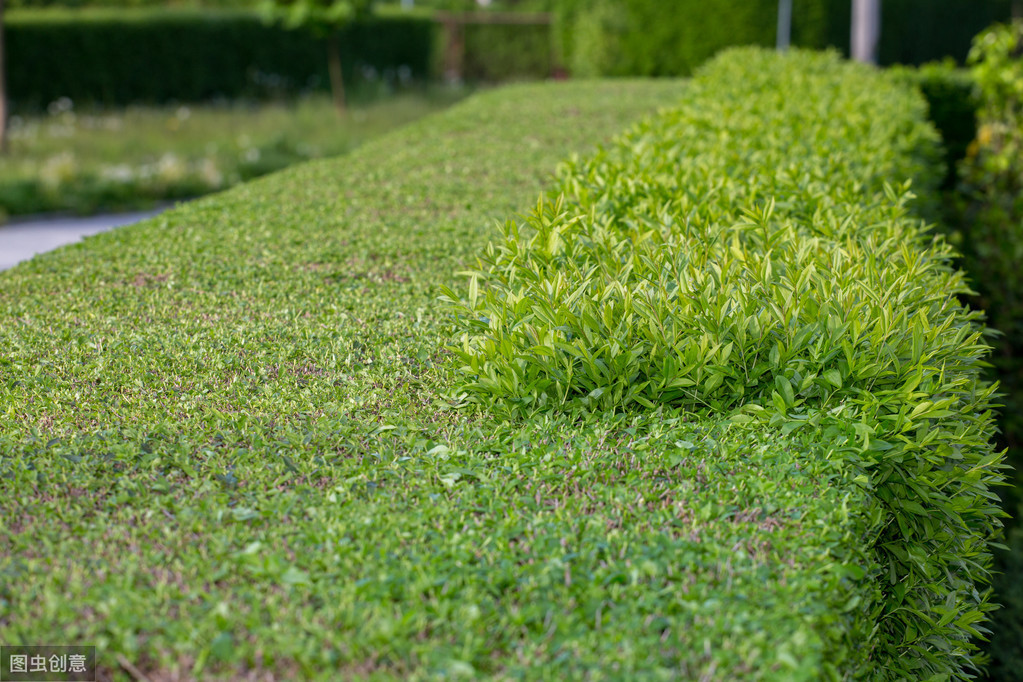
0,209 -> 165,271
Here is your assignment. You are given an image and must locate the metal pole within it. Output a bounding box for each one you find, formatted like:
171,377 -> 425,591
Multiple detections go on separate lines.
851,0 -> 881,64
777,0 -> 793,52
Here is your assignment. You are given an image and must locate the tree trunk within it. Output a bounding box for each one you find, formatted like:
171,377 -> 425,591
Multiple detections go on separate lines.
442,18 -> 465,84
851,0 -> 881,65
0,0 -> 8,155
327,32 -> 346,116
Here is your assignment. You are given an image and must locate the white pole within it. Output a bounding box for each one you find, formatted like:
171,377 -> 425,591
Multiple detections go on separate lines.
851,0 -> 881,64
777,0 -> 793,52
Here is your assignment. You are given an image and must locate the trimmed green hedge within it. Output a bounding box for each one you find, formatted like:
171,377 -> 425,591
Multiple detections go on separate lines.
554,0 -> 1013,77
6,8 -> 435,108
446,48 -> 1005,678
0,44 -> 1008,678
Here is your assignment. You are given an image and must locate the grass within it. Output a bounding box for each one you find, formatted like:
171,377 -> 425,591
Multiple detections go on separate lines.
0,88 -> 467,220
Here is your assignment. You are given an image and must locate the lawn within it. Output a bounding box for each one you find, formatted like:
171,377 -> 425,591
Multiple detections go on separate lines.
0,89 -> 467,219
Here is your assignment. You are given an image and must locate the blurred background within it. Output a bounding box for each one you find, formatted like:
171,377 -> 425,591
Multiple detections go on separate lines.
0,0 -> 1014,220
2,0 -> 1023,679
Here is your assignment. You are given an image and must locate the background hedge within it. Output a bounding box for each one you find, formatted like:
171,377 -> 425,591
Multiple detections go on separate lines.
5,8 -> 436,109
554,0 -> 1014,77
8,1 -> 1016,110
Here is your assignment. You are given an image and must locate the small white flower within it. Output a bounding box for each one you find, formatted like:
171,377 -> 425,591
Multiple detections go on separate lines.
156,153 -> 186,183
198,158 -> 224,188
101,164 -> 134,183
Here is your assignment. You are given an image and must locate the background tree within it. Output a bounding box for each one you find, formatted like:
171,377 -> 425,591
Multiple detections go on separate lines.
260,0 -> 374,116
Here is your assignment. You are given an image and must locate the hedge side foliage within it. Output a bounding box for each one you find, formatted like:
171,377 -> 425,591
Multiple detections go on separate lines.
445,49 -> 1006,678
6,9 -> 435,108
554,0 -> 1012,78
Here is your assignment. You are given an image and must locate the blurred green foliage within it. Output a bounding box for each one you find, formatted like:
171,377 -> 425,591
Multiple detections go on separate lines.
952,20 -> 1023,680
0,90 -> 465,218
259,0 -> 373,34
958,20 -> 1023,499
461,21 -> 552,81
5,6 -> 558,109
553,0 -> 1012,77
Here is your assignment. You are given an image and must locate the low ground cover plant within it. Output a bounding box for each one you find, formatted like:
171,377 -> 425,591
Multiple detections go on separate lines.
0,90 -> 465,219
446,48 -> 1006,679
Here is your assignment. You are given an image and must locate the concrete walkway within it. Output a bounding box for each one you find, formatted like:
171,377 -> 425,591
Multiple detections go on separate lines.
0,209 -> 165,271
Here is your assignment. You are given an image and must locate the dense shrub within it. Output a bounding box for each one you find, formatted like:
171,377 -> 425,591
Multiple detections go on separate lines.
555,0 -> 804,77
949,20 -> 1023,681
5,8 -> 434,109
445,48 -> 1006,678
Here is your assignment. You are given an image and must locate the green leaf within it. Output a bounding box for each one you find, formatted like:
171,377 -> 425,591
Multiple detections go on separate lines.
281,566 -> 311,587
468,274 -> 480,310
775,375 -> 795,408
